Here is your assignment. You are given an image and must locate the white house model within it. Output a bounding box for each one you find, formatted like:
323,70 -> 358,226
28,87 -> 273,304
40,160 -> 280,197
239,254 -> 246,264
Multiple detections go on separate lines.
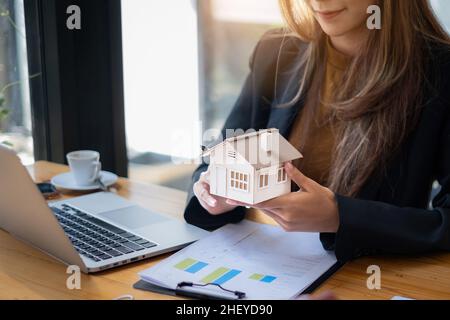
202,129 -> 303,205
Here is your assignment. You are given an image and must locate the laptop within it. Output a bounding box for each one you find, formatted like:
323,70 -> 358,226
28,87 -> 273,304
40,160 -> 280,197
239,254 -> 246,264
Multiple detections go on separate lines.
0,146 -> 209,273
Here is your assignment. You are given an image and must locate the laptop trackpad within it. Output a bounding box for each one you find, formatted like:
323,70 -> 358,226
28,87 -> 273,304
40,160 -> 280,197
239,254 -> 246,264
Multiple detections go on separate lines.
98,206 -> 169,230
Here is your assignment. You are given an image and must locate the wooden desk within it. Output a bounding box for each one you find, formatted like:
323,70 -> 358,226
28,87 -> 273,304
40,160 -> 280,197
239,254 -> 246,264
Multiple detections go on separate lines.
1,161 -> 449,300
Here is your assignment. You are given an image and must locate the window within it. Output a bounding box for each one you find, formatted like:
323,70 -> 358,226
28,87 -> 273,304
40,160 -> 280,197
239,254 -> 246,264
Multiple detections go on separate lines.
259,173 -> 269,189
199,0 -> 283,131
431,0 -> 450,32
121,0 -> 282,191
0,0 -> 34,165
230,170 -> 249,192
121,0 -> 201,190
277,167 -> 287,183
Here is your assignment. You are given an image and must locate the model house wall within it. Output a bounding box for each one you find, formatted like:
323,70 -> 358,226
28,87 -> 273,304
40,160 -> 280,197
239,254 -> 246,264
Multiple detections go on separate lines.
253,166 -> 291,204
203,129 -> 302,205
209,142 -> 255,204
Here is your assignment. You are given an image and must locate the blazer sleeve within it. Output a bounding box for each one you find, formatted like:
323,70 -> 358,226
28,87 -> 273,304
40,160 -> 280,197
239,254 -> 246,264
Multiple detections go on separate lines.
183,41 -> 262,231
322,108 -> 450,262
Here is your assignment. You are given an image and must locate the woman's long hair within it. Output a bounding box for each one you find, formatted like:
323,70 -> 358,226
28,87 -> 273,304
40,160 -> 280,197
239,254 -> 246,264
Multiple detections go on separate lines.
278,0 -> 450,196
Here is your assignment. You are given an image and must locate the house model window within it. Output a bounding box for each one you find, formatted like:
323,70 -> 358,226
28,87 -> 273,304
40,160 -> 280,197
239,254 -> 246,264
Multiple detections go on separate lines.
201,128 -> 303,205
277,167 -> 287,183
259,173 -> 269,189
230,171 -> 249,192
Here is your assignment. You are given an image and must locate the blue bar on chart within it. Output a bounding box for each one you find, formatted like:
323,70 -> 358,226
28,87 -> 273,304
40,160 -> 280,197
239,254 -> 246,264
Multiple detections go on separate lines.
174,258 -> 208,274
185,261 -> 209,274
213,269 -> 242,285
249,273 -> 277,283
260,275 -> 277,283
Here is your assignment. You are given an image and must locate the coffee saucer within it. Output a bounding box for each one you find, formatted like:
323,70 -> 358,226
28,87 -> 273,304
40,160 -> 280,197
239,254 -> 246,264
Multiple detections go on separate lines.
51,171 -> 118,191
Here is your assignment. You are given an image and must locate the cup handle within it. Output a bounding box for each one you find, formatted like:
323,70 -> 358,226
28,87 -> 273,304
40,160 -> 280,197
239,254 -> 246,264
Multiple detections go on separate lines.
89,161 -> 102,184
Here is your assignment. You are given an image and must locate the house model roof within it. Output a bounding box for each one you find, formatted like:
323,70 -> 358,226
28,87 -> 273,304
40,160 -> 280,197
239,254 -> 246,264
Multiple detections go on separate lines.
202,128 -> 303,169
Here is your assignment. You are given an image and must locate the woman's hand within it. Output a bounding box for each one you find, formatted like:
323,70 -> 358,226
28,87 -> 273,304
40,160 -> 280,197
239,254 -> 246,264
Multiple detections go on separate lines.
193,168 -> 238,215
226,162 -> 340,233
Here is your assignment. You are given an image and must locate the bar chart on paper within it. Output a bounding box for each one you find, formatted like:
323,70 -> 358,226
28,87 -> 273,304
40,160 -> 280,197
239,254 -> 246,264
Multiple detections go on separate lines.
139,221 -> 338,299
174,258 -> 244,286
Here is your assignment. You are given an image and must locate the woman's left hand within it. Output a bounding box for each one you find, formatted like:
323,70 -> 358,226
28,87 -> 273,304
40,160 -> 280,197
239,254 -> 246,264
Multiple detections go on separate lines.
226,162 -> 340,233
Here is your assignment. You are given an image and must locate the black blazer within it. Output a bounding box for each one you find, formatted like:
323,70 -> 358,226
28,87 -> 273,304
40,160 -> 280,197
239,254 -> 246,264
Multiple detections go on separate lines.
184,30 -> 450,262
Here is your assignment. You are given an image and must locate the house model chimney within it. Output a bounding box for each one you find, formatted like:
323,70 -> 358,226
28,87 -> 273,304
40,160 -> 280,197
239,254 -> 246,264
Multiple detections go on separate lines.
260,131 -> 273,152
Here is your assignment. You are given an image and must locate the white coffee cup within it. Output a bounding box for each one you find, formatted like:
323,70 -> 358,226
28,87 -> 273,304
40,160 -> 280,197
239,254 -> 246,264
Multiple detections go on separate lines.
67,150 -> 101,186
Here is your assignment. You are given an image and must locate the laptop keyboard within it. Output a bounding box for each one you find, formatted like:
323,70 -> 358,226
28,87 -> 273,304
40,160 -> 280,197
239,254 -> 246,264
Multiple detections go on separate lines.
51,204 -> 157,262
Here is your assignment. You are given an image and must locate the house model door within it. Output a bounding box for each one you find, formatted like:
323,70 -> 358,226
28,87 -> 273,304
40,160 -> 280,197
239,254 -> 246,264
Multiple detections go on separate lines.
215,166 -> 227,197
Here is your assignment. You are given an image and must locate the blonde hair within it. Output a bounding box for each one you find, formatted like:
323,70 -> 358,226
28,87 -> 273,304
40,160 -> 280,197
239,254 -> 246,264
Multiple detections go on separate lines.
278,0 -> 450,196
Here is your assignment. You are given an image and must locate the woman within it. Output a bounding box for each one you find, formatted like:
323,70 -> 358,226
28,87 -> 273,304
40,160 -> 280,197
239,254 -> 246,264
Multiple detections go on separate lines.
184,0 -> 450,262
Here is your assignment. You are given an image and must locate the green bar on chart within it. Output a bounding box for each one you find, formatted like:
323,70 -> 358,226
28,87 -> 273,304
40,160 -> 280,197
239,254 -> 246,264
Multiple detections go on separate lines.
174,258 -> 197,270
201,267 -> 229,284
249,273 -> 264,281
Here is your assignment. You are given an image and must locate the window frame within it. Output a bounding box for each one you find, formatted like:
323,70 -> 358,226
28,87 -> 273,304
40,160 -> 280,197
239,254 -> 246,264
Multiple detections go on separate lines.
277,167 -> 287,184
230,170 -> 249,192
259,172 -> 269,189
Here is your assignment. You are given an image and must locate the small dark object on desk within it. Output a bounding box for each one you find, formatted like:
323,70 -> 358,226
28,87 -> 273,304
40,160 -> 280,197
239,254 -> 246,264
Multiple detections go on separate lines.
36,182 -> 59,199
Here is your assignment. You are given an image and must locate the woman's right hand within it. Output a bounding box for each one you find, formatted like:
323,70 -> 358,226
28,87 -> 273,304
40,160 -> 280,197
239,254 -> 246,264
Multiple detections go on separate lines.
193,168 -> 238,215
